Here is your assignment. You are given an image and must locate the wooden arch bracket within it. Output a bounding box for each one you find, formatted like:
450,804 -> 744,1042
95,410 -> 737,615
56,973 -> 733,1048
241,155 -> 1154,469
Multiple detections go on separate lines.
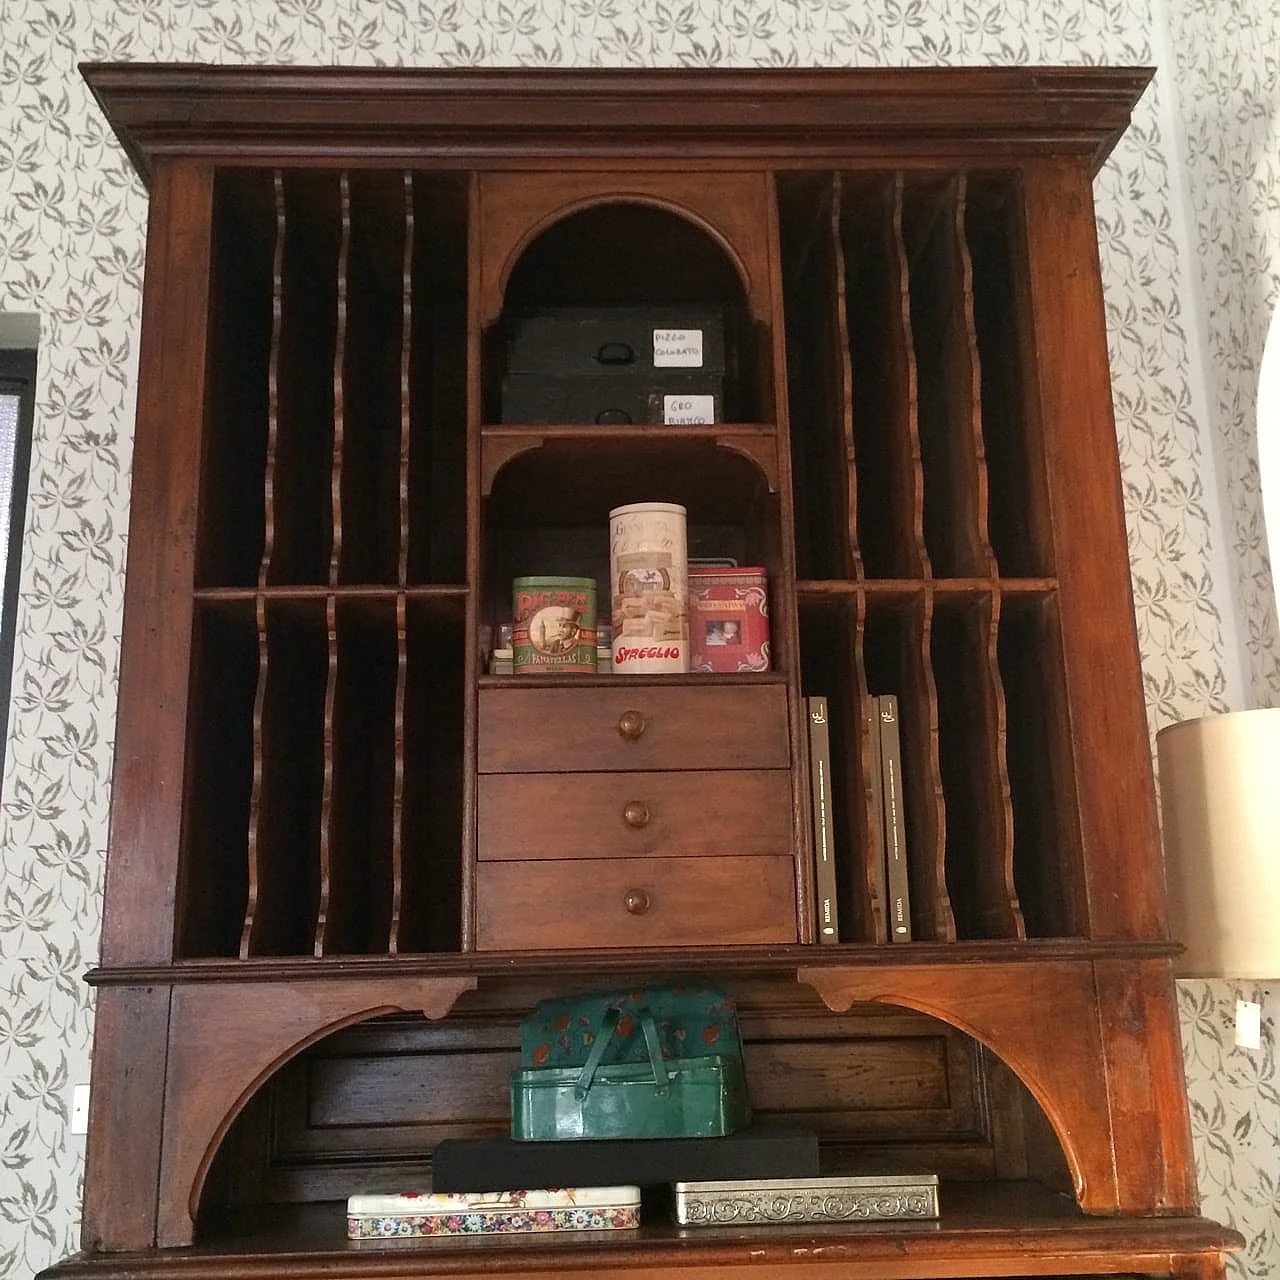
797,958 -> 1198,1217
155,974 -> 477,1247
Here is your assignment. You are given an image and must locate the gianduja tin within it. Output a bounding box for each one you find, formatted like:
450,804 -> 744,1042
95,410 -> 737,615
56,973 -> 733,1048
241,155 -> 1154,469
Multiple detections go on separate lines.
608,502 -> 689,674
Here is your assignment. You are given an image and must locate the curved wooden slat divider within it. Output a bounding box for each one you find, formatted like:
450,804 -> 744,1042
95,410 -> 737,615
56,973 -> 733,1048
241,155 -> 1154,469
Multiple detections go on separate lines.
900,591 -> 955,941
240,175 -> 287,959
311,174 -> 350,956
838,175 -> 926,581
852,593 -> 886,942
155,974 -> 478,1247
388,594 -> 408,954
329,172 -> 350,585
999,594 -> 1089,937
258,172 -> 286,590
890,173 -> 931,580
830,175 -> 862,579
904,175 -> 992,579
987,589 -> 1024,937
951,173 -> 1000,580
313,596 -> 339,956
239,596 -> 271,959
397,173 -> 413,589
933,593 -> 1023,940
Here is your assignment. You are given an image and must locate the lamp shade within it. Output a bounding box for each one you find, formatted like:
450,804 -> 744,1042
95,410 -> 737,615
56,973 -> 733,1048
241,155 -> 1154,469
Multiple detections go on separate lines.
1156,707 -> 1280,978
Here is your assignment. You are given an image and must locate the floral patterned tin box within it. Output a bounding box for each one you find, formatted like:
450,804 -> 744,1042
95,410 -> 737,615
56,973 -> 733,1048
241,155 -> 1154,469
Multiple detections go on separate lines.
346,1186 -> 641,1240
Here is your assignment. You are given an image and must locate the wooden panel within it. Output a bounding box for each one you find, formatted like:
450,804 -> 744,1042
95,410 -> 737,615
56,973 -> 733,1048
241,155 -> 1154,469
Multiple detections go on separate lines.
475,170 -> 778,329
100,158 -> 213,966
476,856 -> 796,950
1022,161 -> 1165,939
81,986 -> 172,1250
80,65 -> 1155,184
221,982 -> 1005,1205
1095,959 -> 1201,1213
477,683 -> 789,773
309,1050 -> 513,1129
477,770 -> 791,860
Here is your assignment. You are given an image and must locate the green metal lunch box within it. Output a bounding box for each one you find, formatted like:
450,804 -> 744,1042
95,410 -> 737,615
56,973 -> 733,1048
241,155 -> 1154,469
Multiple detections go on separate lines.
511,989 -> 751,1141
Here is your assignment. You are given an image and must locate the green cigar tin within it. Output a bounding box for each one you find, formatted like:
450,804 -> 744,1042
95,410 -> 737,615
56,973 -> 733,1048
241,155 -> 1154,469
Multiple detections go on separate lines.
512,576 -> 598,674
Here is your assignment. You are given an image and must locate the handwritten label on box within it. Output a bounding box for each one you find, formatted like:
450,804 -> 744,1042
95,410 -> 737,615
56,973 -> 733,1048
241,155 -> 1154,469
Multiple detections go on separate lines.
663,394 -> 716,425
653,329 -> 704,368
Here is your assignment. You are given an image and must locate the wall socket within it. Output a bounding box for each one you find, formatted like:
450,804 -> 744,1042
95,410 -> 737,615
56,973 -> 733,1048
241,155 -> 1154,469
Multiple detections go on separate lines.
70,1084 -> 90,1135
1235,999 -> 1262,1051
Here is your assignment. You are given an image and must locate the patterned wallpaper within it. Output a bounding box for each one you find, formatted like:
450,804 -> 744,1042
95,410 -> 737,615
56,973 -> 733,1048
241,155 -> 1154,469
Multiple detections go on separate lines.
1162,0 -> 1280,1271
1165,0 -> 1280,708
0,2 -> 1275,1278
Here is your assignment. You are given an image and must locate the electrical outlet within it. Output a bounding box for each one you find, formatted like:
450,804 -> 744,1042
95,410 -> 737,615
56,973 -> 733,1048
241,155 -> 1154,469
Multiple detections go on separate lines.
1235,999 -> 1262,1051
70,1084 -> 90,1135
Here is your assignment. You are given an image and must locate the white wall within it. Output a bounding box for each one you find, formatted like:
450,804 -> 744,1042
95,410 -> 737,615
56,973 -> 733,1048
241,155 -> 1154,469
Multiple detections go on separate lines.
0,2 -> 1274,1277
1158,1 -> 1280,1271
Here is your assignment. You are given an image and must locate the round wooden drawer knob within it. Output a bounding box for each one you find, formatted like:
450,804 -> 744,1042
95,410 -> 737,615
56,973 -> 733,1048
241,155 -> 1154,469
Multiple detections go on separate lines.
617,709 -> 647,740
623,800 -> 651,828
623,888 -> 651,915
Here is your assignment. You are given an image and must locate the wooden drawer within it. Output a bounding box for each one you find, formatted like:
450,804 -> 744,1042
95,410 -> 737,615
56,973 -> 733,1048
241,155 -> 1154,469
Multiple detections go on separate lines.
478,770 -> 792,860
475,855 -> 797,950
477,683 -> 789,773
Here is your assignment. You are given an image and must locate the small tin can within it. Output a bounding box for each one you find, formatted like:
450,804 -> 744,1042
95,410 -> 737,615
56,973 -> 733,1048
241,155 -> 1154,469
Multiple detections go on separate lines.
672,1174 -> 939,1226
512,577 -> 597,674
689,566 -> 771,673
609,502 -> 689,674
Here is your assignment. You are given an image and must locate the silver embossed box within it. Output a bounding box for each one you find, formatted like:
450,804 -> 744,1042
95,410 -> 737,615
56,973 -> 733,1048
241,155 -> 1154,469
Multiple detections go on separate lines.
673,1174 -> 939,1227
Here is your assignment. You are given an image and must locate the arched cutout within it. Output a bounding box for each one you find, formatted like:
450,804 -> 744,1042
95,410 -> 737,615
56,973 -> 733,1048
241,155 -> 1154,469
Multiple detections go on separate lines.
155,974 -> 477,1246
191,1003 -> 410,1229
482,197 -> 765,426
496,195 -> 752,316
799,961 -> 1124,1213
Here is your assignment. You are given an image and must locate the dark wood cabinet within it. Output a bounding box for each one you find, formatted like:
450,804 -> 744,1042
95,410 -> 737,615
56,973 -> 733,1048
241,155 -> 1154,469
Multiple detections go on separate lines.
45,63 -> 1239,1280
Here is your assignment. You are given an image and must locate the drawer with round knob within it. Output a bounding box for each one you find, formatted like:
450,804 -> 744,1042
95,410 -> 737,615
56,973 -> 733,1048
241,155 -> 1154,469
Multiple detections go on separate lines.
475,855 -> 797,950
477,769 -> 792,860
477,684 -> 789,774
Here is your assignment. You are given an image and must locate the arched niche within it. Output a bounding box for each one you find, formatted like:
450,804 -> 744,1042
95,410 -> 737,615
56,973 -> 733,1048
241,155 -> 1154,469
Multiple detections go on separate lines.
798,959 -> 1193,1216
151,974 -> 477,1247
480,433 -> 782,656
480,196 -> 769,426
187,971 -> 1082,1242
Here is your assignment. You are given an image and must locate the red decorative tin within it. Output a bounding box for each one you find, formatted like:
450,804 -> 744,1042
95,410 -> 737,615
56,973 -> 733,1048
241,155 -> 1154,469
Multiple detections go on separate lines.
688,567 -> 770,673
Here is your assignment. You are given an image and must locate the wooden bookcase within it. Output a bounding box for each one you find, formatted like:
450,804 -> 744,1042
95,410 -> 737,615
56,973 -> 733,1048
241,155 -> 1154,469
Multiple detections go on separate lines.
46,64 -> 1240,1280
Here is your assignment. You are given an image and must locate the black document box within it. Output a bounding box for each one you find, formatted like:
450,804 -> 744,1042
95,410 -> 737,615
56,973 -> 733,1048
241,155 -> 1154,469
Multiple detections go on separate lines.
500,306 -> 730,425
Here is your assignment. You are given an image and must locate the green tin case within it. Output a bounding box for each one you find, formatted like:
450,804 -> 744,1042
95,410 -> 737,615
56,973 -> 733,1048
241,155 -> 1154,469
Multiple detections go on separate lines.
511,987 -> 751,1141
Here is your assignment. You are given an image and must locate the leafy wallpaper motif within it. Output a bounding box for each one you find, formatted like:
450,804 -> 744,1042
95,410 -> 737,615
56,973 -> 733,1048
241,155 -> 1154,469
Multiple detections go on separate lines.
0,2 -> 1275,1279
1162,0 -> 1280,1271
1165,0 -> 1280,707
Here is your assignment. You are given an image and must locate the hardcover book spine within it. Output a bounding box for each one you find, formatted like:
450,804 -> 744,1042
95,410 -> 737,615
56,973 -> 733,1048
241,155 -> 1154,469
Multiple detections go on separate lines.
866,699 -> 890,943
877,694 -> 912,942
807,696 -> 839,944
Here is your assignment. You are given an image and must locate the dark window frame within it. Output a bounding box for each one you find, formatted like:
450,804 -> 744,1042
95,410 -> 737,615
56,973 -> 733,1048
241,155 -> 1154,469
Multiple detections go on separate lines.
0,346 -> 37,783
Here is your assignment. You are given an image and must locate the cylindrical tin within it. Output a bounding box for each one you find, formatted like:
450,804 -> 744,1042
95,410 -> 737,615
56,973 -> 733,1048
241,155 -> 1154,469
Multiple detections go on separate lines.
512,576 -> 597,674
609,502 -> 689,674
